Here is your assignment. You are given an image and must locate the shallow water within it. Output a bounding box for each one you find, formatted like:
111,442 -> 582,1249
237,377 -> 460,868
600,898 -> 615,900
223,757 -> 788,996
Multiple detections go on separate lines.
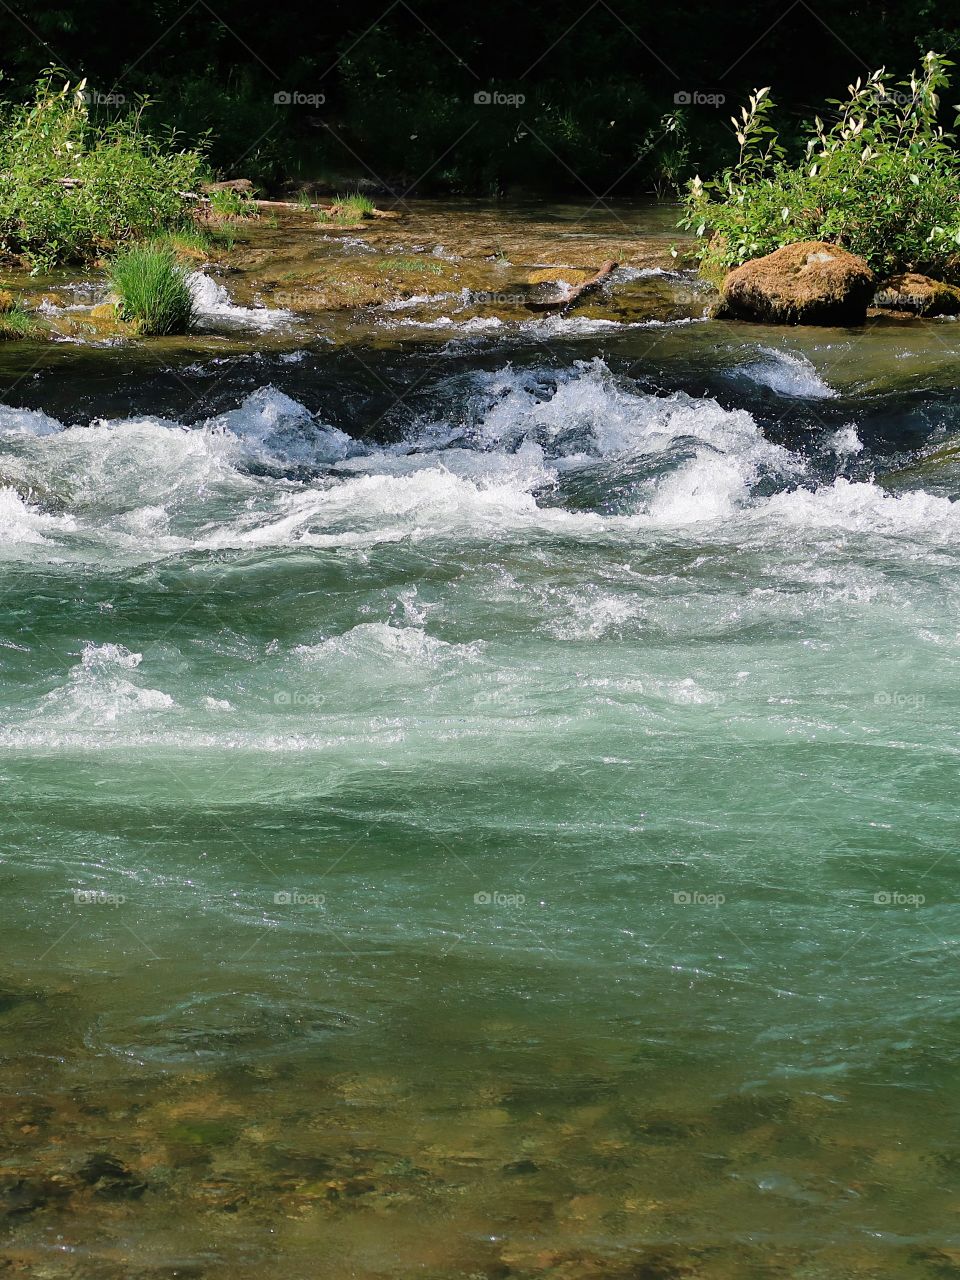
2,203 -> 960,1280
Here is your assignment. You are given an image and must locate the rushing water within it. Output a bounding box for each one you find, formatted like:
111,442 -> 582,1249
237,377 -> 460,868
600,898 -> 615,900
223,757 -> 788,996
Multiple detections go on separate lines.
2,205 -> 960,1279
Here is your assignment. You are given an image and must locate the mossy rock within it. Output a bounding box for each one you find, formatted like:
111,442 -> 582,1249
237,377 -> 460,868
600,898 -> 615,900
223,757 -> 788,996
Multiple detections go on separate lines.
874,272 -> 960,316
0,305 -> 42,341
526,267 -> 594,288
716,240 -> 875,325
61,300 -> 137,339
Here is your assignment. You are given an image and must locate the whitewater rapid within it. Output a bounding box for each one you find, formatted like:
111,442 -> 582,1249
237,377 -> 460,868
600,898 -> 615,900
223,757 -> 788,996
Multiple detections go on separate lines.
0,357 -> 954,564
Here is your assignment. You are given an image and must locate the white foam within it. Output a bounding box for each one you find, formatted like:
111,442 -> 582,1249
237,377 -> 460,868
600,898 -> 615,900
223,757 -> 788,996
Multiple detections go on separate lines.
381,289 -> 466,312
209,386 -> 357,467
736,347 -> 838,399
0,359 -> 954,563
296,622 -> 484,669
0,486 -> 76,545
35,643 -> 175,725
187,272 -> 293,330
829,425 -> 864,457
763,476 -> 960,535
0,405 -> 64,437
463,359 -> 795,477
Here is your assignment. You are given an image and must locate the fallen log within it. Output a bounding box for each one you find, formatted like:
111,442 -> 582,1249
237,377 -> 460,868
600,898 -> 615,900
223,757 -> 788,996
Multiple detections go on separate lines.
44,178 -> 204,202
525,258 -> 618,313
250,198 -> 401,220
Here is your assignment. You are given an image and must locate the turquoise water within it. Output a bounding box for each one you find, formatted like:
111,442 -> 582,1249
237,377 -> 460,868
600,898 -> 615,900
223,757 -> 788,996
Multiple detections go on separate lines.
3,260 -> 960,1277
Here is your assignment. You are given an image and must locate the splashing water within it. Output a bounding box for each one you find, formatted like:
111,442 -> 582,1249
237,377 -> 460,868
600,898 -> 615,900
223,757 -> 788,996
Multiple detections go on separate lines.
2,298 -> 960,1280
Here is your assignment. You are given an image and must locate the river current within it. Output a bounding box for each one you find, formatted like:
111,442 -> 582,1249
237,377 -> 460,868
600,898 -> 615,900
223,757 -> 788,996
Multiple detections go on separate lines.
1,204 -> 959,1279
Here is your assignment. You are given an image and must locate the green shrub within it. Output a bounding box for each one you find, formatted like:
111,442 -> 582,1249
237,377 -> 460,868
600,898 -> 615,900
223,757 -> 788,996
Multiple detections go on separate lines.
107,243 -> 195,335
0,71 -> 204,271
681,52 -> 960,280
0,302 -> 41,340
157,226 -> 213,263
208,187 -> 256,218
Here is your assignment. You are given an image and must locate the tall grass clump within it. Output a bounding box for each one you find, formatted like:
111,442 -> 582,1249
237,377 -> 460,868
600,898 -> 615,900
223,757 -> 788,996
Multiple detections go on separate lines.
108,244 -> 195,335
208,187 -> 256,218
317,193 -> 377,224
0,301 -> 41,340
681,52 -> 960,280
0,71 -> 204,271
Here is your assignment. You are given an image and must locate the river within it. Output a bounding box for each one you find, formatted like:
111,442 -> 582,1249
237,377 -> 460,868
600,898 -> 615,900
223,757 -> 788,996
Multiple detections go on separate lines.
1,201 -> 958,1279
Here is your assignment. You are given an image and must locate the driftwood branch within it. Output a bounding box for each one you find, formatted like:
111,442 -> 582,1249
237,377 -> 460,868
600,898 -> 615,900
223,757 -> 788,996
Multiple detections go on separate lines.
250,198 -> 400,222
45,177 -> 203,203
525,258 -> 619,313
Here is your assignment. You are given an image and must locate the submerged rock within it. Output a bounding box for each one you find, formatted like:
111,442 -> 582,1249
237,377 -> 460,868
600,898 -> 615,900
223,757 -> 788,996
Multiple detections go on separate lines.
76,1152 -> 147,1199
716,240 -> 874,325
2,1175 -> 70,1215
873,272 -> 960,316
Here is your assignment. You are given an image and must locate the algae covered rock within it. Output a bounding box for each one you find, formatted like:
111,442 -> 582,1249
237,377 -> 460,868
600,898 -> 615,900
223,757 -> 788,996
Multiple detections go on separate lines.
716,240 -> 874,325
89,301 -> 118,322
525,267 -> 594,288
873,272 -> 960,316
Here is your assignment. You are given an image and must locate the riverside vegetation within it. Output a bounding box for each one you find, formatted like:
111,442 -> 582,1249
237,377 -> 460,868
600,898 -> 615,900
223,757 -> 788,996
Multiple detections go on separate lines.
4,58 -> 960,337
681,53 -> 960,282
0,73 -> 203,271
107,244 -> 196,336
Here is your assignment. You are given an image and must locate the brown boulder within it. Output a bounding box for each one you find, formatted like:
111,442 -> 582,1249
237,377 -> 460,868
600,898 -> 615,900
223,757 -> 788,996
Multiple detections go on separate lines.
716,240 -> 874,325
201,178 -> 254,195
873,272 -> 960,317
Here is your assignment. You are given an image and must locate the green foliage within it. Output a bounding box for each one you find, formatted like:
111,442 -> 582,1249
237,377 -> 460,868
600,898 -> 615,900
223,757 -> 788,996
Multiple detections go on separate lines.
208,187 -> 257,218
107,243 -> 195,335
317,193 -> 377,224
157,226 -> 213,262
681,53 -> 960,279
0,71 -> 204,271
640,112 -> 692,196
0,302 -> 41,340
150,68 -> 299,189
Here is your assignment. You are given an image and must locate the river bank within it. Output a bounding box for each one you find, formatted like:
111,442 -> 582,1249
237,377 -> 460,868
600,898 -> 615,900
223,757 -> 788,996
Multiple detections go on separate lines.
0,199 -> 696,347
